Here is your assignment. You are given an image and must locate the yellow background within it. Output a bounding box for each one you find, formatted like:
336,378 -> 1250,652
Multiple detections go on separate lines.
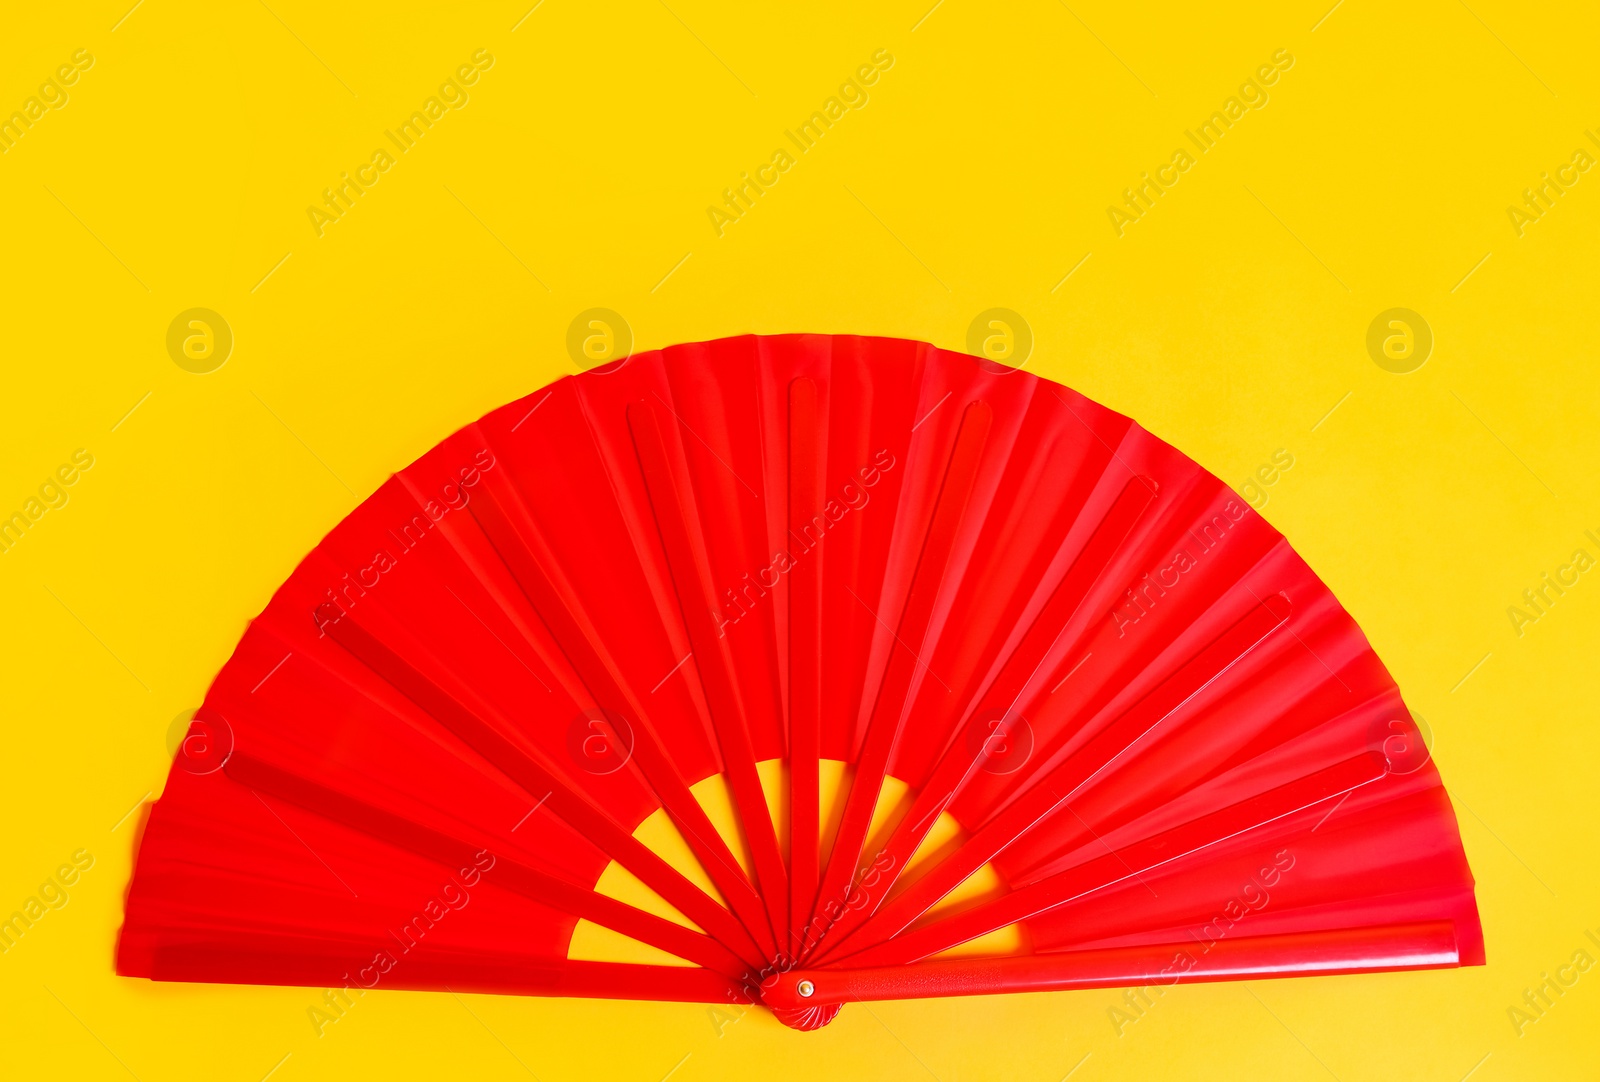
2,0 -> 1597,1078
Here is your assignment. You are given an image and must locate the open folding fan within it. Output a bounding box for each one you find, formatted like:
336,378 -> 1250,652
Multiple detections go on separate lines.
119,334 -> 1482,1029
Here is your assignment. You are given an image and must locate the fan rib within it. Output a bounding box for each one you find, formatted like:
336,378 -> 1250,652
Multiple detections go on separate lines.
787,377 -> 824,959
811,473 -> 1159,956
824,592 -> 1292,960
835,750 -> 1388,968
627,401 -> 791,952
462,466 -> 778,960
222,754 -> 751,977
806,400 -> 993,960
323,615 -> 765,966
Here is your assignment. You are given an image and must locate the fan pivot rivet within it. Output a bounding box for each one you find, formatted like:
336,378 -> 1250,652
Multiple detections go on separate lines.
796,979 -> 815,998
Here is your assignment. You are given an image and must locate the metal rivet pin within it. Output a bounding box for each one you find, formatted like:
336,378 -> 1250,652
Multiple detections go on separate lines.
796,979 -> 815,998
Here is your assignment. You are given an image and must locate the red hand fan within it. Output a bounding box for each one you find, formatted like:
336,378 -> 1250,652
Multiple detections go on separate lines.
118,334 -> 1482,1030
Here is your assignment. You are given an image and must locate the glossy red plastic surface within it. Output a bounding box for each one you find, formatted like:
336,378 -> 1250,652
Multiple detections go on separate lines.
118,335 -> 1482,1026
